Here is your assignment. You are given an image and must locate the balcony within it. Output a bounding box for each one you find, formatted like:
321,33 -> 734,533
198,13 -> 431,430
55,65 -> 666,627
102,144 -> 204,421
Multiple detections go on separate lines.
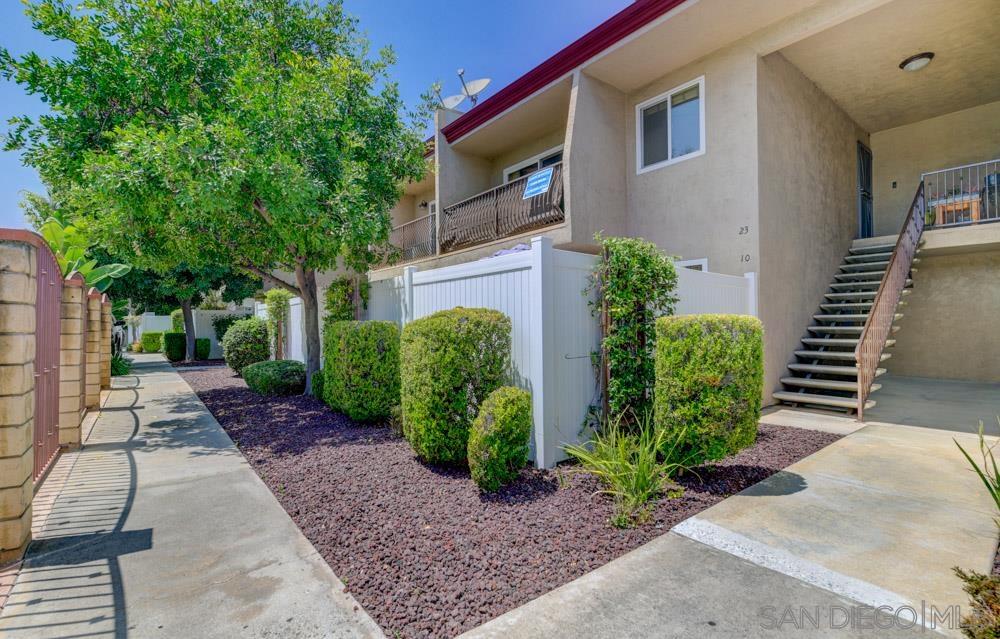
923,158 -> 1000,229
383,213 -> 436,266
439,163 -> 565,253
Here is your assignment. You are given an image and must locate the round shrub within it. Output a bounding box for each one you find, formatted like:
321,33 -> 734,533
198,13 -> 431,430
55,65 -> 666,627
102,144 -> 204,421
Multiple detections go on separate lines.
140,331 -> 163,353
162,331 -> 186,362
401,307 -> 511,465
243,360 -> 305,396
310,368 -> 325,402
194,338 -> 211,361
323,320 -> 399,422
221,317 -> 270,375
654,314 -> 763,464
468,386 -> 532,492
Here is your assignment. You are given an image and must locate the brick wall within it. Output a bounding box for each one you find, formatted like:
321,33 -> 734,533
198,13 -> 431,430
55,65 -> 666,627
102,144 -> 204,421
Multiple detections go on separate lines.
85,289 -> 101,408
59,274 -> 86,448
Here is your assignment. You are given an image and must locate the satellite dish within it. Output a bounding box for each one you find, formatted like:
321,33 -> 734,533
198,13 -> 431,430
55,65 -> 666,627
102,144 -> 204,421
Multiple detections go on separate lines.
442,94 -> 466,109
457,69 -> 491,105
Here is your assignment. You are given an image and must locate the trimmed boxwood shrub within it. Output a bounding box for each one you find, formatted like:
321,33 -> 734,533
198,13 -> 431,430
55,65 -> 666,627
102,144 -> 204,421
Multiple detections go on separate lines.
140,331 -> 163,353
468,386 -> 532,492
162,331 -> 186,362
194,338 -> 211,361
310,368 -> 325,402
221,317 -> 269,375
211,313 -> 250,342
401,308 -> 511,465
323,321 -> 399,422
243,360 -> 305,396
654,314 -> 763,464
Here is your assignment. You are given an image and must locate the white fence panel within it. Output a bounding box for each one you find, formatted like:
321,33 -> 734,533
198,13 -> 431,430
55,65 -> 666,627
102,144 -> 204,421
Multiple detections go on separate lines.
675,267 -> 757,317
367,276 -> 406,326
137,313 -> 171,339
287,298 -> 305,363
191,309 -> 250,359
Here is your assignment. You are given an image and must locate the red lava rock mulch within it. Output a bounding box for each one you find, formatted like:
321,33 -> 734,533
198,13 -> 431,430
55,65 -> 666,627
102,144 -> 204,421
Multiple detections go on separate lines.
179,362 -> 841,639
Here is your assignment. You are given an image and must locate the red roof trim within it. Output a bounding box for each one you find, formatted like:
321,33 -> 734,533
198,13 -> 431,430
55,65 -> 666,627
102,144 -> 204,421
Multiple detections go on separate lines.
440,0 -> 687,143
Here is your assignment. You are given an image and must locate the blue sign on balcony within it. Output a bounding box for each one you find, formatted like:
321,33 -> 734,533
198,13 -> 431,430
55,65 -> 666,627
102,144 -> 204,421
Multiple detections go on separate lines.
522,167 -> 554,200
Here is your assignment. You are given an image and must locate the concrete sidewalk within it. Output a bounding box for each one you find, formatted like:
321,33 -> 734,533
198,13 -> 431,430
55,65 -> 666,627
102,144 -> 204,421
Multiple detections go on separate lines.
0,354 -> 382,638
464,420 -> 997,638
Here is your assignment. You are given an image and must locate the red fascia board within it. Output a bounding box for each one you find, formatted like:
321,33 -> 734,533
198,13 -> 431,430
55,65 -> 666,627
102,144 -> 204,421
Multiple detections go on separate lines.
440,0 -> 687,143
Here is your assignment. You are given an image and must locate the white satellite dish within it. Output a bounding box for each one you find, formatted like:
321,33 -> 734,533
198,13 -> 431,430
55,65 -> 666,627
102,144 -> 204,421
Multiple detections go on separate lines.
442,94 -> 466,109
457,69 -> 491,105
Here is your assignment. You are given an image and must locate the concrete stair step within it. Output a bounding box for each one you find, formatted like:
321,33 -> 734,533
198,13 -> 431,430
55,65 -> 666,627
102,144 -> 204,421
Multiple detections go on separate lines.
773,390 -> 875,410
819,302 -> 872,311
841,261 -> 889,272
807,325 -> 900,334
849,243 -> 896,255
781,377 -> 878,392
813,313 -> 902,323
801,337 -> 896,347
844,251 -> 893,263
787,363 -> 886,377
794,349 -> 891,362
824,290 -> 909,300
829,279 -> 911,290
835,270 -> 886,281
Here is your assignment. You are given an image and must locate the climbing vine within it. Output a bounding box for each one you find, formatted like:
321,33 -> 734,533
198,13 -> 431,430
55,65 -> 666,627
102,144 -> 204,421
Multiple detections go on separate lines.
324,276 -> 369,322
264,288 -> 293,360
586,234 -> 678,419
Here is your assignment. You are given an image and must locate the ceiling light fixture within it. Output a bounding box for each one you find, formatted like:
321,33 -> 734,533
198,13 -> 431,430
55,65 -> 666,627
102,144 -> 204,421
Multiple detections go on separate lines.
899,52 -> 934,72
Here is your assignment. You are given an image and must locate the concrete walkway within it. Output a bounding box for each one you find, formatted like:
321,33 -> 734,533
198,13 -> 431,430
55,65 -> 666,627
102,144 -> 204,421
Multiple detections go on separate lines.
0,354 -> 382,639
464,419 -> 998,638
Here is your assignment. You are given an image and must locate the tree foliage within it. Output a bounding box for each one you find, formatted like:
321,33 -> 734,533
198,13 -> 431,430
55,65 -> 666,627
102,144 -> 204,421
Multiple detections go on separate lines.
2,0 -> 429,391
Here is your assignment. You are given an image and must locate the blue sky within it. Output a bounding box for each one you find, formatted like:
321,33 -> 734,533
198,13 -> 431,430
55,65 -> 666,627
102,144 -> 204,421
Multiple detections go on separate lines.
0,0 -> 630,230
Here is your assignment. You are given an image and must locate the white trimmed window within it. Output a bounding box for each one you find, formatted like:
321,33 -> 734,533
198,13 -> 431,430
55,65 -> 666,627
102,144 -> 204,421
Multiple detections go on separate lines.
636,76 -> 705,174
504,145 -> 563,183
675,258 -> 708,271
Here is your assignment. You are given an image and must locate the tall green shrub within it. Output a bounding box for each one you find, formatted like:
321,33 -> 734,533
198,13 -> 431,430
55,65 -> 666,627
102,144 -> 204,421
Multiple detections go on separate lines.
162,331 -> 186,362
401,308 -> 511,465
221,317 -> 269,375
140,331 -> 163,353
194,338 -> 211,361
468,387 -> 532,492
170,308 -> 185,332
211,313 -> 250,343
654,314 -> 763,463
264,289 -> 293,360
588,235 -> 678,417
324,276 -> 369,321
322,320 -> 399,422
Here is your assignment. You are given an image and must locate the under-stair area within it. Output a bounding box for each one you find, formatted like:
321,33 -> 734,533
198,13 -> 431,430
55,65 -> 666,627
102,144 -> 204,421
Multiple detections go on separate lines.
773,238 -> 922,412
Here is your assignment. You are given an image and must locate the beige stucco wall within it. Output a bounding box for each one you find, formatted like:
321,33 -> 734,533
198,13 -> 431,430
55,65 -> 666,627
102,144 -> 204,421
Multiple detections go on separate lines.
889,249 -> 1000,382
757,52 -> 869,402
435,109 -> 492,208
871,100 -> 1000,236
566,71 -> 628,246
625,43 -> 761,278
488,128 -> 566,187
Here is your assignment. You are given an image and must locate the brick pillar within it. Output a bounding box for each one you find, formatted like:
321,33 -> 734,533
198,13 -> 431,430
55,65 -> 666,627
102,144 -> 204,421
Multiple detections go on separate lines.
100,295 -> 111,390
85,289 -> 101,408
58,273 -> 86,449
0,236 -> 37,563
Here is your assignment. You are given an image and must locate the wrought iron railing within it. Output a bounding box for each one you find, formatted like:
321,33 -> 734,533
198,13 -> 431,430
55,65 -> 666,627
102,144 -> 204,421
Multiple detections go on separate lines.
855,182 -> 925,420
439,162 -> 564,253
382,213 -> 436,266
923,158 -> 1000,228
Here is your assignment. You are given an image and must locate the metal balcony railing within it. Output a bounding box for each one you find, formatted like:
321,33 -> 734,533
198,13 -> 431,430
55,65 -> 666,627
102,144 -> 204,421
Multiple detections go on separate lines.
439,162 -> 565,253
923,158 -> 1000,228
383,213 -> 436,266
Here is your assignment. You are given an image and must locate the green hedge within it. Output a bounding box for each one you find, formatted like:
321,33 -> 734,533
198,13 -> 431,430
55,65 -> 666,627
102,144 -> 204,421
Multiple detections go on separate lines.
221,317 -> 269,375
195,338 -> 210,361
654,314 -> 763,464
322,320 -> 399,422
401,308 -> 511,465
243,360 -> 306,396
468,386 -> 532,492
140,331 -> 163,353
211,313 -> 250,342
170,308 -> 185,332
311,368 -> 325,403
162,331 -> 186,362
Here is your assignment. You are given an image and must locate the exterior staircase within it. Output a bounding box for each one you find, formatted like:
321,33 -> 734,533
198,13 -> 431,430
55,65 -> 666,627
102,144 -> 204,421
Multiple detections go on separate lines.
773,240 -> 921,412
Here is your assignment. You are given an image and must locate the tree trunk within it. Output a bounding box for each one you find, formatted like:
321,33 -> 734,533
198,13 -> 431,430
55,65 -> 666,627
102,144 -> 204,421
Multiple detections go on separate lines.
180,298 -> 196,362
294,264 -> 321,395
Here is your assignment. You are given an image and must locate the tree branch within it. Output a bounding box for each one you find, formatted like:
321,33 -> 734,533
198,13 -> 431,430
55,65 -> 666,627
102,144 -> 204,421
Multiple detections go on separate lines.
239,263 -> 300,295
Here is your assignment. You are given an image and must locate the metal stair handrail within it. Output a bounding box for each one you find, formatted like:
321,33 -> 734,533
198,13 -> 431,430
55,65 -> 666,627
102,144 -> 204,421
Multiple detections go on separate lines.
854,182 -> 925,420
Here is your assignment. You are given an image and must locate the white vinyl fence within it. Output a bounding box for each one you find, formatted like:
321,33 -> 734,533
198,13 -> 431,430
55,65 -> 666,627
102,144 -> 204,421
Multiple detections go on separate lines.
254,298 -> 306,363
190,310 -> 251,359
367,237 -> 758,468
137,313 -> 172,339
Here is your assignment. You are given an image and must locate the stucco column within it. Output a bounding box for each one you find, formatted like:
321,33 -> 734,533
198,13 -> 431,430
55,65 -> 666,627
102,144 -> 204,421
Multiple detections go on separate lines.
100,295 -> 111,390
85,289 -> 101,408
58,273 -> 86,449
0,237 -> 37,563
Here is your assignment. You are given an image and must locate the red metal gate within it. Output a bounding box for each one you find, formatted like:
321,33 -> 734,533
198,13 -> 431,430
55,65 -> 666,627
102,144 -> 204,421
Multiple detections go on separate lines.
34,241 -> 62,482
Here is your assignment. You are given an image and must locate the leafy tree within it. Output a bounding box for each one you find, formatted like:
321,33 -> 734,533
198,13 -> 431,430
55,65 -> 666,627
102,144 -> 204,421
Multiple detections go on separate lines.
2,0 -> 429,392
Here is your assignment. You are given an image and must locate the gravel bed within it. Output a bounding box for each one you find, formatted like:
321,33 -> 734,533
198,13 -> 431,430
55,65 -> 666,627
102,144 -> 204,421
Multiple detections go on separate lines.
179,363 -> 841,639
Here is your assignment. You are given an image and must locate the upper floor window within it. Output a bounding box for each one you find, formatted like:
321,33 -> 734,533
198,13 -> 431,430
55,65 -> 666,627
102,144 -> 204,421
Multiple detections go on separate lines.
504,146 -> 563,183
636,76 -> 704,174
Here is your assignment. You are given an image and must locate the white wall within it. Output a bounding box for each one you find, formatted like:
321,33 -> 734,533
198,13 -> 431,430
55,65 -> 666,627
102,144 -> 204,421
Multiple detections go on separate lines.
255,300 -> 307,364
137,313 -> 171,338
191,310 -> 251,359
